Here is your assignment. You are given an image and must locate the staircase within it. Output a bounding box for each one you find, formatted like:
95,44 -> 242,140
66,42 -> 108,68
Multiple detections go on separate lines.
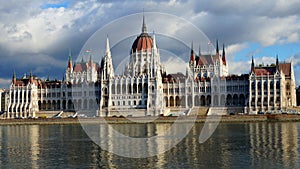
207,107 -> 227,116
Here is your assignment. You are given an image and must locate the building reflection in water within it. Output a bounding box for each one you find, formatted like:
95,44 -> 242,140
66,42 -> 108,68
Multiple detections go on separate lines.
0,122 -> 299,168
0,125 -> 39,168
249,122 -> 298,168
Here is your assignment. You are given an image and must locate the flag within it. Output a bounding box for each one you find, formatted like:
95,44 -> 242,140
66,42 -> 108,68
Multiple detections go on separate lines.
85,49 -> 91,53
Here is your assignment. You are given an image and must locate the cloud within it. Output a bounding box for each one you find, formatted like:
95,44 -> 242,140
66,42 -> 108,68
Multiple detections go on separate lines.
0,0 -> 300,87
228,61 -> 250,75
225,43 -> 248,59
228,56 -> 278,75
0,78 -> 11,89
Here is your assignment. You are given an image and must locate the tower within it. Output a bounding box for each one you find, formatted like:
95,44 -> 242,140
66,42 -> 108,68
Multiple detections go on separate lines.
101,36 -> 114,80
12,71 -> 16,85
251,56 -> 255,73
66,49 -> 73,83
189,42 -> 196,68
222,43 -> 226,65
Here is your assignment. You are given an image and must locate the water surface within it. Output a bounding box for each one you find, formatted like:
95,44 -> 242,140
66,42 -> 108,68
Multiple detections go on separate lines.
0,122 -> 299,168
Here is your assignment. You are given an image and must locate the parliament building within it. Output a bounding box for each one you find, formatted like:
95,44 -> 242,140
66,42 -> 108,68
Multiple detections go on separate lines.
2,16 -> 297,118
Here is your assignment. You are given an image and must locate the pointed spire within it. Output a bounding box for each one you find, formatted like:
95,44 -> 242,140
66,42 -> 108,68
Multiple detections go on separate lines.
190,42 -> 195,62
29,70 -> 33,83
216,39 -> 219,54
68,48 -> 72,61
276,54 -> 279,71
198,45 -> 201,56
105,35 -> 111,57
89,54 -> 93,65
12,70 -> 16,84
215,39 -> 220,61
142,13 -> 147,33
251,56 -> 255,73
67,48 -> 73,70
13,70 -> 16,79
152,31 -> 157,50
222,43 -> 226,65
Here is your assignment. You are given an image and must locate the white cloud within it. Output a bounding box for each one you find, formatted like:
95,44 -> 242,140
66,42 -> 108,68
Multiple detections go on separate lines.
226,43 -> 248,59
0,0 -> 300,86
228,61 -> 250,75
253,56 -> 276,66
162,58 -> 188,74
0,78 -> 11,89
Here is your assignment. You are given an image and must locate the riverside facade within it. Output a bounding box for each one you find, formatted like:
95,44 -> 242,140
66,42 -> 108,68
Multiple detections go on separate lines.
3,17 -> 297,118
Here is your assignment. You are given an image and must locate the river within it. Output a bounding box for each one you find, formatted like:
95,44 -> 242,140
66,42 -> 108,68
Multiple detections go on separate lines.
0,122 -> 299,168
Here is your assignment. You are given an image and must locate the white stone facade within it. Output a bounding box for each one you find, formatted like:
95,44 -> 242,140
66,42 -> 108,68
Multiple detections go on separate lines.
3,17 -> 297,118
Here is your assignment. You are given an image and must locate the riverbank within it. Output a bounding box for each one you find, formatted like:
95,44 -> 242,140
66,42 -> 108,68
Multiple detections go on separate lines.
1,114 -> 300,125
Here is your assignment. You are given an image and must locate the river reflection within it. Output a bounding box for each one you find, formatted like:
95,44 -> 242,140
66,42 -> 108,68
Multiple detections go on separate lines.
0,122 -> 299,168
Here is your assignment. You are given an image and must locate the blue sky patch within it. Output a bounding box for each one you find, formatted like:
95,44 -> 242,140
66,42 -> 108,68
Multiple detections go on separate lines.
41,1 -> 70,9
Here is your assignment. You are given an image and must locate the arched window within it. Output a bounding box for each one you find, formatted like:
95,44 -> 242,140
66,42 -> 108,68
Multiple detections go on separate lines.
258,82 -> 261,90
276,81 -> 280,90
251,82 -> 255,90
264,81 -> 268,90
270,81 -> 274,90
286,83 -> 290,90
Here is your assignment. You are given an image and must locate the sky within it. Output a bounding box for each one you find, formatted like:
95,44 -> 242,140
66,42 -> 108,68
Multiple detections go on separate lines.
1,0 -> 300,88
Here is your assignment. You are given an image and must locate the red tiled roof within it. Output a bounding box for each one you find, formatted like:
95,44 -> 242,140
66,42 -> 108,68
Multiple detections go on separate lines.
279,63 -> 291,76
131,33 -> 153,53
13,77 -> 42,87
253,63 -> 291,76
254,67 -> 276,75
197,55 -> 215,66
73,62 -> 100,73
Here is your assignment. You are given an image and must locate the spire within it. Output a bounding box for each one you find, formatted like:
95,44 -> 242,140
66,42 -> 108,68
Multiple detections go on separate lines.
251,56 -> 255,73
105,35 -> 111,57
67,48 -> 73,70
152,31 -> 157,50
276,54 -> 279,71
89,55 -> 93,65
13,70 -> 16,79
215,39 -> 220,61
68,48 -> 72,61
190,42 -> 195,62
198,45 -> 201,56
29,70 -> 33,83
12,70 -> 16,84
222,43 -> 226,65
216,39 -> 219,54
142,14 -> 147,33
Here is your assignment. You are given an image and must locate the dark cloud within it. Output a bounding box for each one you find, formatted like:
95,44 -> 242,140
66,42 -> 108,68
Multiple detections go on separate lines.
0,0 -> 300,87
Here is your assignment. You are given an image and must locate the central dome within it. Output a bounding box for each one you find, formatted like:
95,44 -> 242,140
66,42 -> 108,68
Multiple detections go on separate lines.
130,15 -> 153,53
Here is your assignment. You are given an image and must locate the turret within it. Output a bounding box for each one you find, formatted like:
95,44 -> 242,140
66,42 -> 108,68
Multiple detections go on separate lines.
251,56 -> 255,73
142,14 -> 147,34
102,36 -> 114,80
89,55 -> 93,66
67,49 -> 73,71
12,71 -> 16,85
198,45 -> 204,66
29,70 -> 33,84
222,43 -> 226,65
276,54 -> 279,71
189,42 -> 195,67
216,39 -> 220,59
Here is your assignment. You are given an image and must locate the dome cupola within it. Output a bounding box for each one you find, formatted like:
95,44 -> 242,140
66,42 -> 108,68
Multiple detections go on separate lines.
131,15 -> 153,53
